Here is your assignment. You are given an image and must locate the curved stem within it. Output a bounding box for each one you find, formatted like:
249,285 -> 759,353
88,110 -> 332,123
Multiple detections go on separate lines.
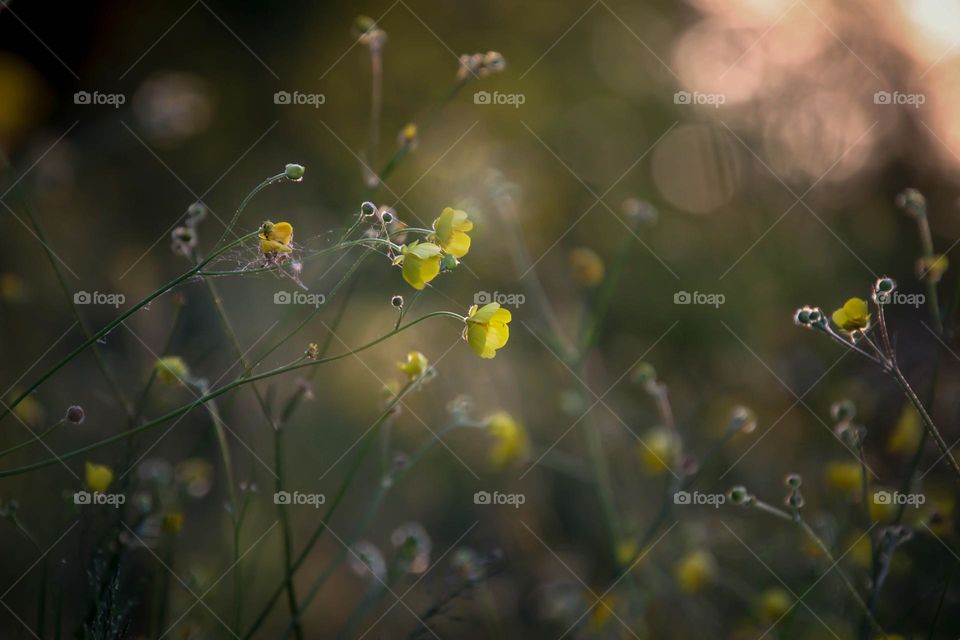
0,311 -> 465,477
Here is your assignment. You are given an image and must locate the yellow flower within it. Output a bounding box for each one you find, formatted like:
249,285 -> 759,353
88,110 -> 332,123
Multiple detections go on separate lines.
674,549 -> 716,593
395,241 -> 442,290
85,462 -> 114,493
430,207 -> 473,258
569,247 -> 605,287
154,356 -> 189,385
398,351 -> 429,379
589,594 -> 617,630
464,303 -> 511,359
757,588 -> 791,622
638,428 -> 677,475
887,406 -> 922,455
869,488 -> 897,523
917,254 -> 949,283
824,460 -> 863,494
163,511 -> 185,533
486,411 -> 529,467
259,220 -> 294,254
10,390 -> 43,426
831,297 -> 870,332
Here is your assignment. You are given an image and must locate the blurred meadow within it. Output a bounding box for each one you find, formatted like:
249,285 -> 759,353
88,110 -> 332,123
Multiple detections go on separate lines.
2,0 -> 960,638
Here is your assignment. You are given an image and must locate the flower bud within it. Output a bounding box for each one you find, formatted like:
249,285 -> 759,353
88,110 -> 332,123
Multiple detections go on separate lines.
305,343 -> 319,360
728,406 -> 756,434
728,485 -> 750,504
441,254 -> 459,270
186,202 -> 207,225
631,362 -> 657,385
285,163 -> 305,181
895,188 -> 926,218
66,405 -> 85,424
830,399 -> 856,424
784,473 -> 802,489
622,197 -> 658,226
391,295 -> 404,308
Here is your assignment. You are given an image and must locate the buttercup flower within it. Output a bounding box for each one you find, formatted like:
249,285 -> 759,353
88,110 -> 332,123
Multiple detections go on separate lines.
486,411 -> 529,467
395,241 -> 442,290
154,356 -> 189,385
824,460 -> 863,494
430,207 -> 473,258
259,220 -> 294,255
85,462 -> 114,493
569,247 -> 605,287
398,351 -> 429,379
757,588 -> 791,622
464,302 -> 511,359
674,549 -> 717,593
163,511 -> 185,533
831,297 -> 870,332
638,428 -> 678,475
887,406 -> 922,455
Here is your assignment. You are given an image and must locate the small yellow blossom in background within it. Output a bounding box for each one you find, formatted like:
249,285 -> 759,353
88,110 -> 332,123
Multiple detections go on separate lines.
568,247 -> 605,287
430,207 -> 473,258
0,273 -> 27,303
163,511 -> 185,533
674,549 -> 717,593
916,254 -> 949,283
589,594 -> 617,630
824,460 -> 864,494
464,303 -> 512,358
154,356 -> 190,385
886,405 -> 922,455
757,588 -> 791,622
11,391 -> 43,426
486,411 -> 529,467
398,351 -> 429,379
831,297 -> 870,332
259,220 -> 294,254
85,462 -> 114,493
639,428 -> 677,475
869,489 -> 897,523
395,241 -> 442,290
398,123 -> 418,147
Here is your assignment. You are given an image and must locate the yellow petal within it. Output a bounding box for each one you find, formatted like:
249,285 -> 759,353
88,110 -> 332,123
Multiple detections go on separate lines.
85,462 -> 114,493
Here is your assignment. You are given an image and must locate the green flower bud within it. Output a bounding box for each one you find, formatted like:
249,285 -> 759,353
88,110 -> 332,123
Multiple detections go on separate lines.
285,163 -> 306,181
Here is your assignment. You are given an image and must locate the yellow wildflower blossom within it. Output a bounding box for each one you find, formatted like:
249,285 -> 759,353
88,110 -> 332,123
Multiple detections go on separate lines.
917,254 -> 949,283
430,207 -> 473,259
589,594 -> 617,630
464,303 -> 511,359
259,220 -> 294,254
831,297 -> 870,332
163,511 -> 185,533
887,406 -> 922,455
398,351 -> 429,379
154,356 -> 189,385
674,549 -> 717,593
85,462 -> 114,493
486,411 -> 529,467
639,428 -> 677,475
569,247 -> 605,287
824,460 -> 863,494
757,588 -> 791,622
395,241 -> 442,290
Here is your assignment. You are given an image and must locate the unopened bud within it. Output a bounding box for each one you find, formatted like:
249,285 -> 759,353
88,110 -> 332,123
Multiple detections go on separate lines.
66,405 -> 85,424
285,163 -> 306,181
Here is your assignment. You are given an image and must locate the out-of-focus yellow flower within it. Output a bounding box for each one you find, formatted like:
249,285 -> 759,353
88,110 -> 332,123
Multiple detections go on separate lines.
639,428 -> 677,475
757,588 -> 791,622
887,406 -> 922,455
395,241 -> 442,290
917,254 -> 949,283
486,411 -> 529,467
398,351 -> 428,379
589,594 -> 616,630
464,303 -> 511,359
848,534 -> 872,568
0,273 -> 27,303
163,511 -> 185,533
616,540 -> 638,567
869,488 -> 897,523
399,122 -> 418,147
154,356 -> 189,385
569,248 -> 605,287
824,460 -> 864,494
11,391 -> 43,426
259,221 -> 294,254
430,208 -> 473,259
0,54 -> 50,145
85,462 -> 114,493
674,549 -> 716,593
831,297 -> 870,332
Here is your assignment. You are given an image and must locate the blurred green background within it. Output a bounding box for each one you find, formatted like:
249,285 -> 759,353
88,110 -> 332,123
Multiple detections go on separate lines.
2,0 -> 960,637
